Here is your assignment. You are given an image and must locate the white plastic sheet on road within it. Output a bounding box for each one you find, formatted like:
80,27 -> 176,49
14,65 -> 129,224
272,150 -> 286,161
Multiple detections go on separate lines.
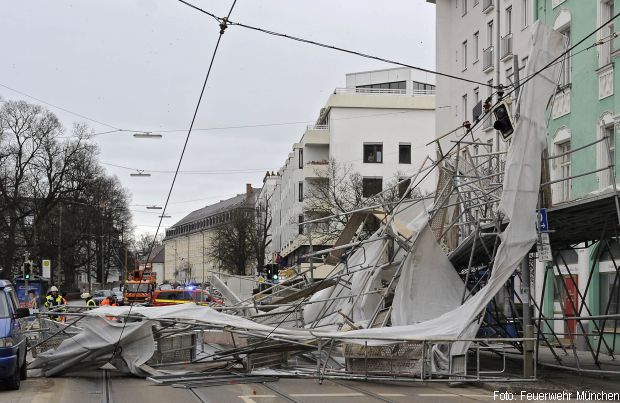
29,316 -> 154,377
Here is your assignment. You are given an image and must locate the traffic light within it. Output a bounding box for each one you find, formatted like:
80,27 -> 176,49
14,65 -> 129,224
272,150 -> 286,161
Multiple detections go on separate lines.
492,101 -> 515,140
23,262 -> 31,280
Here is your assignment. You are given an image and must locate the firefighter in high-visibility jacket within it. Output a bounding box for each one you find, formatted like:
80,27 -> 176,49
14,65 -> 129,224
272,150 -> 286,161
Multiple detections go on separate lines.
44,286 -> 63,320
81,292 -> 97,308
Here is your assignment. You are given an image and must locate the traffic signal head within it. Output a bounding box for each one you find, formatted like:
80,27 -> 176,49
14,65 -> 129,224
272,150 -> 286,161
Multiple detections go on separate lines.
492,102 -> 515,140
23,262 -> 31,279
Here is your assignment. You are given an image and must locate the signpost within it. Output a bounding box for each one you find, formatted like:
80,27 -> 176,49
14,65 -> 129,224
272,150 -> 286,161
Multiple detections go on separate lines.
42,259 -> 51,279
537,208 -> 552,262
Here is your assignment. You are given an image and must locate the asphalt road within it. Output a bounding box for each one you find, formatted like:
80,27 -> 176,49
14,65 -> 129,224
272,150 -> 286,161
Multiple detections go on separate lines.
0,370 -> 507,403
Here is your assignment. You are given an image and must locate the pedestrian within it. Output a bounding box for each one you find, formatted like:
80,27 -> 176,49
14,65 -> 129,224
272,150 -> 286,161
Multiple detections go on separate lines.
44,286 -> 63,321
81,292 -> 97,308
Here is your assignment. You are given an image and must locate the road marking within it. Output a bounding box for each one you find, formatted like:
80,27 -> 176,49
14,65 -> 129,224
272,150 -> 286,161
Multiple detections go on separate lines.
290,393 -> 363,397
239,395 -> 276,403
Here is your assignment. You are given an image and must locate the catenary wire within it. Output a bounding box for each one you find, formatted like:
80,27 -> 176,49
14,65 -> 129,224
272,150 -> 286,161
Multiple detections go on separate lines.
176,0 -> 494,88
110,0 -> 239,360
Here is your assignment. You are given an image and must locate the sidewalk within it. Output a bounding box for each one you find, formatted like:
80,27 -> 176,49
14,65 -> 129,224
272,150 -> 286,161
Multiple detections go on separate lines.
478,347 -> 620,396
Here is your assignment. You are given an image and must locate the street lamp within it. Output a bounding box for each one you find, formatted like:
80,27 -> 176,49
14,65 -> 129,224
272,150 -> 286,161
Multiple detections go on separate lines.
133,132 -> 163,139
130,170 -> 151,177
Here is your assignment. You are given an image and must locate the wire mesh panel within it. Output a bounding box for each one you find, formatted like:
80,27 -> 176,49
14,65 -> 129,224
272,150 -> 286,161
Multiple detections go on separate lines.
343,342 -> 425,376
148,332 -> 197,366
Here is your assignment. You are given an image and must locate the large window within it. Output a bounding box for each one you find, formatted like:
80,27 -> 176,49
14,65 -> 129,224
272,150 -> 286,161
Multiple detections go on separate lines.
363,143 -> 383,163
559,28 -> 571,87
487,20 -> 494,46
600,272 -> 620,329
411,81 -> 436,91
357,81 -> 406,90
298,181 -> 303,202
399,143 -> 411,164
398,178 -> 412,198
600,0 -> 615,66
600,123 -> 616,188
462,94 -> 468,121
522,0 -> 530,28
473,31 -> 480,62
298,148 -> 303,169
298,215 -> 304,235
462,41 -> 468,70
558,140 -> 571,201
362,177 -> 383,197
506,6 -> 512,34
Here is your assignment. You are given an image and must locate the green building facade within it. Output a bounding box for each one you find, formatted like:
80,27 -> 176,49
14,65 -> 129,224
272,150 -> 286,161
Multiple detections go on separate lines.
535,0 -> 620,352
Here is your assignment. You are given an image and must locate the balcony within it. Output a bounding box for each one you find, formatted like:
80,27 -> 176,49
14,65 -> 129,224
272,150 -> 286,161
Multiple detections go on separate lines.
303,161 -> 329,178
482,0 -> 493,13
552,87 -> 571,119
483,46 -> 494,71
501,33 -> 512,61
303,124 -> 330,145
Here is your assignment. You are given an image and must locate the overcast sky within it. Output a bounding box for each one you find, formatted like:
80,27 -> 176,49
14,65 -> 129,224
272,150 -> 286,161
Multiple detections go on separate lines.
0,0 -> 436,238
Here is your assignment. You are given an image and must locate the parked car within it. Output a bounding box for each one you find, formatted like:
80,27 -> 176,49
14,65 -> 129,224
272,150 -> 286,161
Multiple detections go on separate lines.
0,280 -> 30,390
91,290 -> 112,305
152,289 -> 224,307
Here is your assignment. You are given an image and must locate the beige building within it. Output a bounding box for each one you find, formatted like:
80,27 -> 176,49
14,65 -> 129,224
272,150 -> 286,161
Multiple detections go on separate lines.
162,185 -> 256,284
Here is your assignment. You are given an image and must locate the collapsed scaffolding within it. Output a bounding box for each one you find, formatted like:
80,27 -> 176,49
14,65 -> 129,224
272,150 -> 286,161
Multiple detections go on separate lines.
26,22 -> 613,383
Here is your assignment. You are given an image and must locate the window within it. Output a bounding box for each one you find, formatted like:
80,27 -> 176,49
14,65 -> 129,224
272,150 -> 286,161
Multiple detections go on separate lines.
600,0 -> 615,66
298,148 -> 303,169
600,272 -> 620,328
522,0 -> 529,28
357,81 -> 406,90
462,41 -> 468,69
363,143 -> 383,163
473,32 -> 480,62
362,177 -> 383,197
474,87 -> 479,105
559,28 -> 571,87
462,0 -> 468,15
298,181 -> 303,202
399,143 -> 411,164
558,141 -> 571,201
600,123 -> 616,188
487,20 -> 494,46
398,178 -> 412,198
506,6 -> 512,34
462,94 -> 468,121
298,215 -> 304,235
506,66 -> 513,83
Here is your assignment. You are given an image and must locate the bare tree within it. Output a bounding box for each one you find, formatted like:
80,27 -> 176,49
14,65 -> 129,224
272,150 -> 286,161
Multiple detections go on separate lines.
207,208 -> 256,276
302,159 -> 424,242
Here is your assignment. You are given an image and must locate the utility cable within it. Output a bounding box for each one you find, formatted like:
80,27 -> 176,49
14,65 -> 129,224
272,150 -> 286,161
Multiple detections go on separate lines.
109,0 -> 239,360
176,0 -> 495,88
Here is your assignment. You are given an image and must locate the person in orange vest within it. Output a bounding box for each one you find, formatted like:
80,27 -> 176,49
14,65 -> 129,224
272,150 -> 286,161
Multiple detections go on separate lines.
100,295 -> 118,320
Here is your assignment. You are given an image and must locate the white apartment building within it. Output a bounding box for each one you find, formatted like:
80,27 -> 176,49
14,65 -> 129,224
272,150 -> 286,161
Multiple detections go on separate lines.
269,68 -> 436,265
429,0 -> 534,152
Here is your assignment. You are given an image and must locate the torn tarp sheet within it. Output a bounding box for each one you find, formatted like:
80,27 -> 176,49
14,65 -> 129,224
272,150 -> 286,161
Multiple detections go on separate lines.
29,316 -> 154,377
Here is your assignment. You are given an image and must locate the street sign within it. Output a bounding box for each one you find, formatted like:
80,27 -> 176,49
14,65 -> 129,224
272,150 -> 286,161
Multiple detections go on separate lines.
257,276 -> 265,284
537,233 -> 552,262
42,259 -> 51,278
538,208 -> 549,233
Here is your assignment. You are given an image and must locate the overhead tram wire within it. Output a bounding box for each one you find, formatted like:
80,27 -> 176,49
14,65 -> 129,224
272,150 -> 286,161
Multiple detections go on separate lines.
176,0 -> 494,89
109,0 -> 240,360
0,82 -> 121,131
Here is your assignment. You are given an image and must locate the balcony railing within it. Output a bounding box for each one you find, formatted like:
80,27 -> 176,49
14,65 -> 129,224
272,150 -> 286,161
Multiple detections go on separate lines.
306,124 -> 329,131
482,114 -> 493,130
482,0 -> 493,13
333,87 -> 435,96
483,46 -> 494,71
501,33 -> 512,59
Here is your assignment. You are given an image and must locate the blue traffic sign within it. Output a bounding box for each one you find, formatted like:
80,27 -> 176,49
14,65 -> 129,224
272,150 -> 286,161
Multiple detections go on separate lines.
538,208 -> 549,233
